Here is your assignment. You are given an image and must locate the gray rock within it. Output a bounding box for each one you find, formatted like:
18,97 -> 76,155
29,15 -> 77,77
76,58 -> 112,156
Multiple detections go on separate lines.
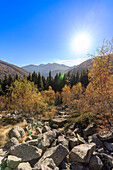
36,127 -> 42,134
0,149 -> 7,157
89,155 -> 103,170
51,139 -> 58,147
16,162 -> 32,170
4,167 -> 12,170
42,125 -> 51,133
40,158 -> 59,170
98,131 -> 113,141
34,144 -> 69,169
59,161 -> 70,170
25,136 -> 33,142
49,118 -> 67,128
88,134 -> 103,148
4,137 -> 19,150
69,143 -> 96,163
77,134 -> 86,144
83,123 -> 95,137
58,136 -> 68,148
9,143 -> 42,161
8,126 -> 25,139
98,153 -> 113,170
27,130 -> 56,153
71,162 -> 85,170
69,137 -> 79,150
7,155 -> 21,169
104,142 -> 113,152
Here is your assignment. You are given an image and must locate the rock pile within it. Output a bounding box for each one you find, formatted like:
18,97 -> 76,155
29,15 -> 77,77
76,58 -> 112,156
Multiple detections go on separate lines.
0,118 -> 113,170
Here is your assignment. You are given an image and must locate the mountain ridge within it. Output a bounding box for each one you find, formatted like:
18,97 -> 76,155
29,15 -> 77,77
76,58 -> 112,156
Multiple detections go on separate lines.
0,60 -> 29,79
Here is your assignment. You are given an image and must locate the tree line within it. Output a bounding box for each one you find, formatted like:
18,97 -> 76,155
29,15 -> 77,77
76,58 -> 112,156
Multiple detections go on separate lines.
0,69 -> 89,95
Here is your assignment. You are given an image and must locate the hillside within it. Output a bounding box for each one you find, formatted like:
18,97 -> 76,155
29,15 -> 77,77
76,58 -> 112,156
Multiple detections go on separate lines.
69,55 -> 113,74
68,58 -> 92,74
22,63 -> 70,77
0,60 -> 29,79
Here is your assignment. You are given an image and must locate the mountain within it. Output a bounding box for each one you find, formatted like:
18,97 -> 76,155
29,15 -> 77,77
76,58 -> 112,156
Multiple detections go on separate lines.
0,60 -> 29,79
22,63 -> 70,77
68,55 -> 113,75
68,59 -> 92,74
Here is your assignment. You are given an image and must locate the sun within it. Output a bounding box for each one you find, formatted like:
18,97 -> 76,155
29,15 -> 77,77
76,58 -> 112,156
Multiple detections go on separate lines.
71,33 -> 91,54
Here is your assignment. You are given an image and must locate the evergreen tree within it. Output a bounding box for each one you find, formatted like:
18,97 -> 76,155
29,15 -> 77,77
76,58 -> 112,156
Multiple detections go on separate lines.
37,72 -> 43,91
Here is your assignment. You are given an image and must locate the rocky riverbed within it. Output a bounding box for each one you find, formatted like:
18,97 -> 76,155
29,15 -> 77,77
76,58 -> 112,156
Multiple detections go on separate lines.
0,115 -> 113,170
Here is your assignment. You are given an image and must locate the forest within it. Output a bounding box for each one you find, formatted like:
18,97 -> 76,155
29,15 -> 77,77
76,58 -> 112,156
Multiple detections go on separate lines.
0,40 -> 113,128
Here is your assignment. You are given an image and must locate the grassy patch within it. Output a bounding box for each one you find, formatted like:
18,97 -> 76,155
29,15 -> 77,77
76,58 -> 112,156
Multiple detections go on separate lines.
66,112 -> 97,129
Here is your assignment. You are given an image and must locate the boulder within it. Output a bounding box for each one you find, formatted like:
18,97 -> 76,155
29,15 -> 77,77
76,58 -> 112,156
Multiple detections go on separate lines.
104,142 -> 113,152
40,158 -> 59,170
83,123 -> 95,137
98,131 -> 113,141
0,149 -> 7,157
89,155 -> 103,170
49,118 -> 67,128
27,130 -> 56,153
9,143 -> 42,161
58,136 -> 68,148
98,153 -> 113,170
34,144 -> 69,169
59,161 -> 70,170
71,162 -> 86,170
4,137 -> 19,150
42,125 -> 51,133
16,162 -> 32,170
77,134 -> 86,144
4,168 -> 12,170
69,137 -> 79,150
88,134 -> 103,148
36,127 -> 42,134
6,155 -> 21,169
69,143 -> 96,163
8,126 -> 25,139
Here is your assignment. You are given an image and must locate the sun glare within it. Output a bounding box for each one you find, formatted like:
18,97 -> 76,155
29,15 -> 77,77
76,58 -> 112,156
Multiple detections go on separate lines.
71,33 -> 91,54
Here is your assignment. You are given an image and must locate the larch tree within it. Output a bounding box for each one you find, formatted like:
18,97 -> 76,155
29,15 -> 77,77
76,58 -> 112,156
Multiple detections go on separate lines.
85,39 -> 113,123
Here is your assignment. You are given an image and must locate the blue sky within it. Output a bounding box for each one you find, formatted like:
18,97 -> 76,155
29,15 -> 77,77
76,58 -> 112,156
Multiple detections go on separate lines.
0,0 -> 113,66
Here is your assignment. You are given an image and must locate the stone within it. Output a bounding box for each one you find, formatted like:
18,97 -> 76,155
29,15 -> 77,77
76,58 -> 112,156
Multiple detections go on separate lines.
0,149 -> 7,157
89,155 -> 103,170
27,130 -> 56,153
7,155 -> 21,169
58,136 -> 68,148
98,131 -> 113,141
51,139 -> 58,147
71,162 -> 85,170
40,158 -> 59,170
69,143 -> 96,163
34,144 -> 69,169
8,126 -> 25,139
83,123 -> 95,137
4,167 -> 12,170
25,136 -> 33,142
59,161 -> 70,170
77,134 -> 86,144
9,143 -> 42,161
69,137 -> 79,150
4,137 -> 19,150
104,142 -> 113,152
42,125 -> 51,133
49,118 -> 67,128
36,127 -> 42,134
16,162 -> 32,170
0,156 -> 3,165
98,153 -> 113,170
88,134 -> 103,148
